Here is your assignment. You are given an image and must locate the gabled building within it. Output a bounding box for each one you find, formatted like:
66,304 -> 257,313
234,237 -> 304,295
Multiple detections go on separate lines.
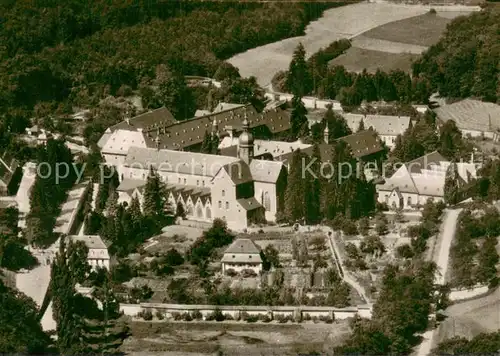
99,104 -> 291,166
343,113 -> 411,149
69,235 -> 110,270
116,118 -> 286,230
221,238 -> 262,275
376,151 -> 478,209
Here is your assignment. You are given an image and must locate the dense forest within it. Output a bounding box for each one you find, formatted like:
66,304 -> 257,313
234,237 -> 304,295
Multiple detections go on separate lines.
413,6 -> 500,103
0,0 -> 336,133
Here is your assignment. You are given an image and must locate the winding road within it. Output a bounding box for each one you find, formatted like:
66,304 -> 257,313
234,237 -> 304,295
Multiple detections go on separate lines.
415,208 -> 462,356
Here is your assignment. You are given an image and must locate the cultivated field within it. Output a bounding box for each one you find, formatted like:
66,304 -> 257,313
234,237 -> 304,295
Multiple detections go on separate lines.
228,2 -> 479,84
360,12 -> 451,47
330,10 -> 477,73
330,47 -> 420,74
122,320 -> 352,355
228,2 -> 431,86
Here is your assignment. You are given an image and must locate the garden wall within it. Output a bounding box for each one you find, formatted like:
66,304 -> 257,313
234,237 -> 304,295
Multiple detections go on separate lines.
119,302 -> 372,320
449,285 -> 489,302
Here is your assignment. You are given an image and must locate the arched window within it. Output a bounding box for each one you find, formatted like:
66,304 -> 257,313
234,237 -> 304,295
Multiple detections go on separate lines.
187,205 -> 194,216
206,206 -> 212,219
407,196 -> 412,207
222,190 -> 225,197
196,205 -> 203,218
263,192 -> 271,211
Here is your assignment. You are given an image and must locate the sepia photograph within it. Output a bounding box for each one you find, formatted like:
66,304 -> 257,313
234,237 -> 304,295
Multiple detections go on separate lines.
0,0 -> 499,355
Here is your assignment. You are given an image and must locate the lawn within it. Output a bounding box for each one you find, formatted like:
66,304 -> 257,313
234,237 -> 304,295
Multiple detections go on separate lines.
361,13 -> 451,47
330,47 -> 420,74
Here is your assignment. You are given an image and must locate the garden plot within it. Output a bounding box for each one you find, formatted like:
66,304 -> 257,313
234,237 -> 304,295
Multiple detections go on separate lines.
228,2 -> 429,86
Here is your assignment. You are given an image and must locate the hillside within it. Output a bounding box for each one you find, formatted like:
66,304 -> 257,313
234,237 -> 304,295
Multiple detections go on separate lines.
0,1 -> 334,126
413,5 -> 500,103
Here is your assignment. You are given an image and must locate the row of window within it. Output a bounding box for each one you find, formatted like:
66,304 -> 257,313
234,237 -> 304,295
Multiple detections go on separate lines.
124,172 -> 207,187
218,200 -> 230,210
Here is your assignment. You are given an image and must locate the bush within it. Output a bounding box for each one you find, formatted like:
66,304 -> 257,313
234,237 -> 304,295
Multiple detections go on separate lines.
225,268 -> 237,277
239,311 -> 249,321
213,307 -> 225,322
223,313 -> 234,321
172,312 -> 182,321
191,310 -> 203,320
342,219 -> 359,236
138,310 -> 153,321
319,315 -> 333,324
429,8 -> 436,14
303,313 -> 312,321
182,312 -> 193,321
155,311 -> 164,320
245,315 -> 259,323
241,269 -> 257,278
275,314 -> 291,323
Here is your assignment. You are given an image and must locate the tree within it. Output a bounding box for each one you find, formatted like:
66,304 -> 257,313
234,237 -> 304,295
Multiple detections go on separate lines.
143,167 -> 166,220
324,104 -> 352,140
50,237 -> 91,354
284,149 -> 307,222
0,280 -> 51,353
213,62 -> 240,81
432,332 -> 500,356
439,120 -> 469,161
444,162 -> 462,205
176,201 -> 186,219
285,43 -> 313,97
261,244 -> 280,271
290,96 -> 308,140
357,118 -> 365,132
375,214 -> 388,235
154,64 -> 196,120
476,235 -> 499,287
304,144 -> 322,224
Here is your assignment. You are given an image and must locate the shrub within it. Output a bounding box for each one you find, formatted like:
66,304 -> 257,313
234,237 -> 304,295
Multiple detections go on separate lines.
239,311 -> 249,321
275,314 -> 291,323
429,8 -> 436,14
241,269 -> 257,278
303,313 -> 312,321
138,310 -> 153,321
223,313 -> 234,321
319,315 -> 333,324
245,315 -> 259,323
172,312 -> 182,321
155,311 -> 164,320
191,310 -> 203,320
214,307 -> 225,322
182,312 -> 193,321
225,268 -> 237,277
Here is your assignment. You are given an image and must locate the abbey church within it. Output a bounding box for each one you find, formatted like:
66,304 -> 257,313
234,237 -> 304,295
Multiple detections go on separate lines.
99,104 -> 288,230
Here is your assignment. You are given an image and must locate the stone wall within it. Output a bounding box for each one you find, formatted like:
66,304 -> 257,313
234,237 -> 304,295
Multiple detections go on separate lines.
120,302 -> 372,320
449,285 -> 489,302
